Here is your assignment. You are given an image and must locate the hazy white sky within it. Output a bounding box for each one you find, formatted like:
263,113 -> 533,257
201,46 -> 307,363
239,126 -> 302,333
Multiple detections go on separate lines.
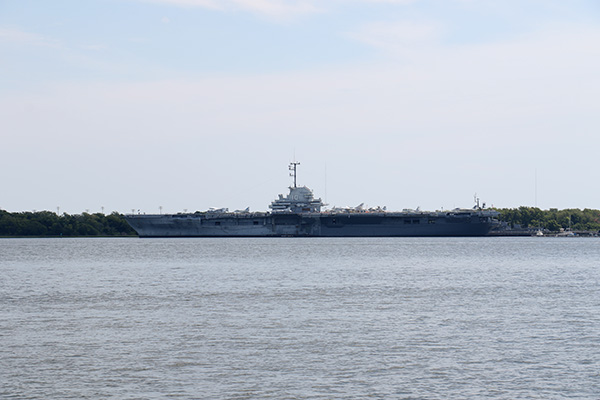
1,0 -> 599,214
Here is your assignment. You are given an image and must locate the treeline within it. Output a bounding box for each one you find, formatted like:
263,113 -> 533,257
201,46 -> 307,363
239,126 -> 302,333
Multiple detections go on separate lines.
495,207 -> 600,232
1,207 -> 599,236
0,210 -> 136,237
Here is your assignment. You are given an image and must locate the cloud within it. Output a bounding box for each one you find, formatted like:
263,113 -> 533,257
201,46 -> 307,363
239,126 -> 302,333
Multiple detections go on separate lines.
4,22 -> 599,211
233,0 -> 321,18
142,0 -> 219,9
0,27 -> 62,49
2,2 -> 599,212
138,0 -> 322,19
134,0 -> 419,19
347,20 -> 442,56
80,43 -> 108,51
354,0 -> 417,3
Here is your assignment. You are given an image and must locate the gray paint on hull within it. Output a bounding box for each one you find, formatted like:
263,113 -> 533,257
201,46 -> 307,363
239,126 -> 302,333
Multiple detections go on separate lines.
125,211 -> 496,237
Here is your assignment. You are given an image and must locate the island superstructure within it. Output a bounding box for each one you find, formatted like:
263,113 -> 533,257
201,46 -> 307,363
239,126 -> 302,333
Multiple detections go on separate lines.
125,162 -> 498,237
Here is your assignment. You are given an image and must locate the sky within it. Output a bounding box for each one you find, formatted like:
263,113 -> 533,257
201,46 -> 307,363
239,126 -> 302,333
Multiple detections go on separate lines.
1,0 -> 599,214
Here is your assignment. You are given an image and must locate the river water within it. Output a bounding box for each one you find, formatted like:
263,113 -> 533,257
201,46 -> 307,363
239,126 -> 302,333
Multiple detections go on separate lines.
1,237 -> 599,399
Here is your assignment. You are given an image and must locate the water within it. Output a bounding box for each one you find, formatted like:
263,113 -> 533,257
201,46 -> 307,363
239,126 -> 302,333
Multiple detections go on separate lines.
1,237 -> 599,399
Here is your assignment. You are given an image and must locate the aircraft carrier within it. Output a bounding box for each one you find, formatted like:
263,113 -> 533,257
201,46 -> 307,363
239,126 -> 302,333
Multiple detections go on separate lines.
125,163 -> 498,237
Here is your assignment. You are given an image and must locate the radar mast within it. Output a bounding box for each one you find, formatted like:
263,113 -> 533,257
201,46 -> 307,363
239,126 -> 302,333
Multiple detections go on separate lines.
289,161 -> 300,188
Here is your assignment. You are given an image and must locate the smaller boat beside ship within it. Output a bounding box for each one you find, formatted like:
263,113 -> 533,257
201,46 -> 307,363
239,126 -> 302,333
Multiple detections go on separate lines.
125,163 -> 499,237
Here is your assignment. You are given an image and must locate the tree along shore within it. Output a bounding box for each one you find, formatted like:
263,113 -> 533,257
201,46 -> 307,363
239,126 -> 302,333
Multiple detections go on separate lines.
0,210 -> 136,237
0,207 -> 599,237
493,207 -> 600,232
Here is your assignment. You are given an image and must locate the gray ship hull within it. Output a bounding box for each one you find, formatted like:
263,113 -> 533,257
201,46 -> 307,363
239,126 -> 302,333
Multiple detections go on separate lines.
125,211 -> 496,237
